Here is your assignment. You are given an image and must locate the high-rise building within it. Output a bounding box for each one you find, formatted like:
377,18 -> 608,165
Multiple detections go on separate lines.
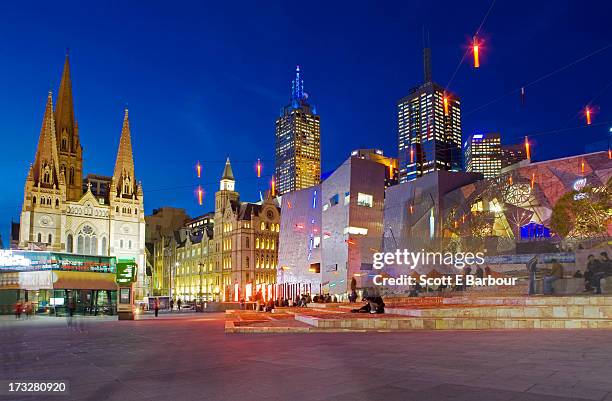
464,132 -> 502,178
501,143 -> 528,168
18,54 -> 146,298
275,66 -> 321,195
397,48 -> 462,183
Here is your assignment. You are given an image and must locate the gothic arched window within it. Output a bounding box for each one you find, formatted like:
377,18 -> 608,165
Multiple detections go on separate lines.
77,235 -> 84,254
61,137 -> 67,151
69,167 -> 74,185
66,234 -> 73,253
32,196 -> 36,204
42,165 -> 51,184
48,234 -> 52,244
101,237 -> 107,255
37,233 -> 42,243
77,225 -> 97,255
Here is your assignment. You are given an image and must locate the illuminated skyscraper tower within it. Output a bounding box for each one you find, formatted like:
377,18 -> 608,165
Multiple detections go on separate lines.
465,132 -> 502,178
397,47 -> 462,182
275,66 -> 321,195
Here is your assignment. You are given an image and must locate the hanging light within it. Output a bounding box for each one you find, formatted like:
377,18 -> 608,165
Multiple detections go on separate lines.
581,159 -> 585,174
585,107 -> 592,125
531,173 -> 535,189
472,36 -> 480,68
256,159 -> 262,178
197,186 -> 203,205
608,149 -> 611,160
409,204 -> 414,214
524,136 -> 531,160
196,161 -> 201,178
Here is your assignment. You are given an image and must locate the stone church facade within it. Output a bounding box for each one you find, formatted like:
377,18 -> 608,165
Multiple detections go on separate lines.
18,55 -> 146,299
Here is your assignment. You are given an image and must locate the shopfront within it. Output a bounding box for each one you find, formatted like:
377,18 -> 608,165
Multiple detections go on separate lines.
0,250 -> 118,316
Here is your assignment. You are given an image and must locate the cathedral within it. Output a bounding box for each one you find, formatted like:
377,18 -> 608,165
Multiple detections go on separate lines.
18,55 -> 146,299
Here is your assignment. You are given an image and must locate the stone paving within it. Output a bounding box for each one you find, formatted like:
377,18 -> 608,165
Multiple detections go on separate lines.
3,313 -> 612,401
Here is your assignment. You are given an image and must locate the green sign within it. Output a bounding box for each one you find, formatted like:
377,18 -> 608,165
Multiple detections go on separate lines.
116,259 -> 137,284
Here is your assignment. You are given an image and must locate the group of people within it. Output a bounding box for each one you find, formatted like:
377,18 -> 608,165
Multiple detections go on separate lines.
13,301 -> 34,319
584,252 -> 612,294
528,251 -> 612,295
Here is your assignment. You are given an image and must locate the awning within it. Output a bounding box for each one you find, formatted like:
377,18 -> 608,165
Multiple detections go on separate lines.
52,271 -> 118,291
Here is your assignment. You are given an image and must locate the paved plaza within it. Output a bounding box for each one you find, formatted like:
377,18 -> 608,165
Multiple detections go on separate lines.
2,313 -> 612,401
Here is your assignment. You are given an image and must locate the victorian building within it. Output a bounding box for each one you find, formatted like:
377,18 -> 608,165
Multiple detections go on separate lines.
18,55 -> 146,299
150,159 -> 280,302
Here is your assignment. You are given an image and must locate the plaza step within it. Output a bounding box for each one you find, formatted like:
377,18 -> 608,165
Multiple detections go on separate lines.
293,313 -> 612,331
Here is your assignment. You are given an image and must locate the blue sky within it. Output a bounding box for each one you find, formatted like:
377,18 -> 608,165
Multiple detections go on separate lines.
0,0 -> 611,245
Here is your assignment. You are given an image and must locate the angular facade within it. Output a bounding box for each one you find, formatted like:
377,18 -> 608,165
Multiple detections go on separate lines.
277,156 -> 386,298
18,55 -> 146,299
275,66 -> 321,195
442,151 -> 612,243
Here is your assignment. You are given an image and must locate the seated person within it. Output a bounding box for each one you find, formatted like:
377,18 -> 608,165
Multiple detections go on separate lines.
368,296 -> 385,314
351,298 -> 371,313
585,255 -> 603,294
543,259 -> 563,295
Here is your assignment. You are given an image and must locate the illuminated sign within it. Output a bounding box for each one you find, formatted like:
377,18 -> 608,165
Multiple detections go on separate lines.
116,259 -> 137,284
573,178 -> 587,191
0,250 -> 115,273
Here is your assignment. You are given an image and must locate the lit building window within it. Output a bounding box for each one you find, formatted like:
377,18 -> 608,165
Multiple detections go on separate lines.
357,193 -> 373,207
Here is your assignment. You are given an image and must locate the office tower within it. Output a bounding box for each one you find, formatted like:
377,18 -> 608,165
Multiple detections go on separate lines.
501,143 -> 528,168
397,47 -> 462,183
464,132 -> 502,178
275,66 -> 321,195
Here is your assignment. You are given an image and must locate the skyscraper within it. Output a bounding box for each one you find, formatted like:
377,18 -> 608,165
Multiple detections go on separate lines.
397,48 -> 462,183
275,66 -> 321,196
464,132 -> 502,178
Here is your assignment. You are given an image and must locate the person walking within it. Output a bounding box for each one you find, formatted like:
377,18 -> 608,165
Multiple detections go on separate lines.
177,298 -> 182,312
154,298 -> 159,317
170,299 -> 174,312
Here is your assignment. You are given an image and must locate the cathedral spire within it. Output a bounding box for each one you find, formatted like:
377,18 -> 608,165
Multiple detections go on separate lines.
55,53 -> 76,148
32,92 -> 61,186
112,109 -> 136,197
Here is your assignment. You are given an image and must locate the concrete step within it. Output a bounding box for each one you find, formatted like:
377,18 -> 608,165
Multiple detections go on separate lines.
386,304 -> 612,319
442,296 -> 612,306
294,313 -> 612,331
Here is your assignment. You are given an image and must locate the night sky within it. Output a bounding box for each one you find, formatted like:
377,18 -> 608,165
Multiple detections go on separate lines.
0,1 -> 611,245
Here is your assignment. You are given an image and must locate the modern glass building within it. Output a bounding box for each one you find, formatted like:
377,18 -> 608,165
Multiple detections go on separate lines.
275,66 -> 321,195
465,132 -> 502,178
398,48 -> 462,183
